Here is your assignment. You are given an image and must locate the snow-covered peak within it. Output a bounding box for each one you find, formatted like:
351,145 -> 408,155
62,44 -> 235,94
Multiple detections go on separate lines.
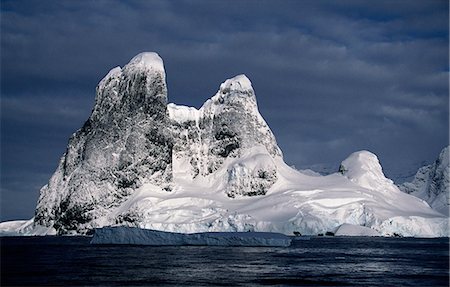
166,75 -> 255,125
125,52 -> 165,73
340,151 -> 383,178
98,52 -> 165,89
219,74 -> 253,93
97,52 -> 164,90
169,73 -> 282,179
339,150 -> 397,192
438,146 -> 449,168
200,74 -> 258,115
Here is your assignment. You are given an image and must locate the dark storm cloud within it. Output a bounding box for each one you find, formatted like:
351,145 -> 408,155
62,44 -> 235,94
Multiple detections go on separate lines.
1,0 -> 448,220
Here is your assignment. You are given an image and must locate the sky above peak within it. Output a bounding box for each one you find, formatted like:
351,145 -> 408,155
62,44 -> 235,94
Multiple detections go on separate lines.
1,0 -> 448,221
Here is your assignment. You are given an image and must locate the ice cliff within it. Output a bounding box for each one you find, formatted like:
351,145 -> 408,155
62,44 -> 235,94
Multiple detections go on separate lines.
1,52 -> 447,237
90,226 -> 291,246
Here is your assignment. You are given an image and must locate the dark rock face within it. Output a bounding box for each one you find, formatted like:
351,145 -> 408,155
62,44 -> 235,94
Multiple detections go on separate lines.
34,54 -> 283,234
170,74 -> 282,180
35,53 -> 173,234
169,75 -> 281,198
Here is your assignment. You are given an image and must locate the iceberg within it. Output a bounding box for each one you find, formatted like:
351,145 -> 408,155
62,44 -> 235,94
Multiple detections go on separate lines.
90,226 -> 292,247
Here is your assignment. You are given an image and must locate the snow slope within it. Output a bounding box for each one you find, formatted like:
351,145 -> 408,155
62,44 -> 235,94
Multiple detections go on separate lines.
91,226 -> 291,246
1,52 -> 447,238
399,146 -> 449,216
103,148 -> 446,237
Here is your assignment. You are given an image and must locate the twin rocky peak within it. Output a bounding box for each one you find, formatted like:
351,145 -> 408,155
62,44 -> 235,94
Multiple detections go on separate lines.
35,52 -> 282,233
32,52 -> 448,237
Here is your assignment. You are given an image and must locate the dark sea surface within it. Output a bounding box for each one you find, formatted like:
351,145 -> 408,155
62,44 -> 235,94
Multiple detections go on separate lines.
1,236 -> 448,286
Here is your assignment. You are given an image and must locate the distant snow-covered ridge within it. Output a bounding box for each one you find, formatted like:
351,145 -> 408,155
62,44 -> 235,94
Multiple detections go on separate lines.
399,146 -> 449,216
0,52 -> 447,238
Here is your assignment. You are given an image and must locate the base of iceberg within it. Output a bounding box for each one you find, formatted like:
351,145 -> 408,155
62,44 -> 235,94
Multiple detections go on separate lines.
90,226 -> 292,247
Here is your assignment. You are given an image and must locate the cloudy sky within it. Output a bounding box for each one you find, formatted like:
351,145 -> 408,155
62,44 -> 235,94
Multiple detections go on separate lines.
1,0 -> 448,221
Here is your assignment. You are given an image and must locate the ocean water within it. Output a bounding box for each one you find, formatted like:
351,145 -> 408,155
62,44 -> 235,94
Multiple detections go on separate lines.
1,236 -> 448,286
